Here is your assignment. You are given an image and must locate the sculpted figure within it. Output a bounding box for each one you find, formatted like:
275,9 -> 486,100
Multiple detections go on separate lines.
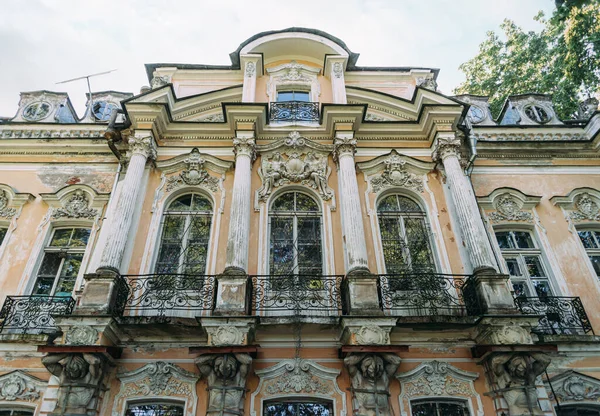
197,353 -> 252,416
259,153 -> 286,200
42,353 -> 105,415
344,353 -> 401,416
304,152 -> 331,199
492,353 -> 551,416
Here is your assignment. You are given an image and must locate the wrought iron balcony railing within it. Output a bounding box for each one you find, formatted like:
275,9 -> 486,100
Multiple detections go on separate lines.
514,296 -> 594,335
270,101 -> 319,122
116,274 -> 217,317
378,273 -> 482,317
0,295 -> 75,334
251,275 -> 343,316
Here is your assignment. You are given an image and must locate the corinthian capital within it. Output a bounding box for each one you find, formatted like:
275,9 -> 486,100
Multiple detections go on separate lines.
128,135 -> 157,160
432,133 -> 461,162
233,136 -> 256,161
333,136 -> 357,162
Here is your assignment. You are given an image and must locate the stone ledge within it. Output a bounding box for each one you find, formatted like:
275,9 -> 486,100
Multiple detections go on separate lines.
0,333 -> 54,344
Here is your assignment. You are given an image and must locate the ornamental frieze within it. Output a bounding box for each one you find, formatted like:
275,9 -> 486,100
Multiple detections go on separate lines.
0,371 -> 46,402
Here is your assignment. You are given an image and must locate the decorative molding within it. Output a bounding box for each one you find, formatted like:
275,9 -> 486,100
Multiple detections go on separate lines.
128,135 -> 157,160
245,61 -> 256,78
207,325 -> 244,346
266,61 -> 321,103
113,362 -> 199,416
364,113 -> 392,122
416,77 -> 438,91
397,361 -> 483,416
551,188 -> 600,224
40,184 -> 109,222
151,75 -> 171,89
432,133 -> 461,162
64,325 -> 99,346
256,131 -> 334,202
332,62 -> 343,79
53,190 -> 98,219
164,148 -> 221,192
471,131 -> 585,142
0,128 -> 106,139
332,136 -> 357,161
198,113 -> 225,122
355,326 -> 390,345
233,136 -> 257,161
0,371 -> 46,402
477,188 -> 541,224
547,371 -> 600,403
0,185 -> 33,219
251,358 -> 346,416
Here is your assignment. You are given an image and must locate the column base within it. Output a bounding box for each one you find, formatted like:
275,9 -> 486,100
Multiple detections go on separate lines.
76,270 -> 127,316
213,274 -> 251,316
342,272 -> 383,316
469,270 -> 518,315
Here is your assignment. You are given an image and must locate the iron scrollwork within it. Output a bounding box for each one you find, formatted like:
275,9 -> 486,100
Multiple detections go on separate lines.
270,102 -> 319,122
120,274 -> 217,316
251,275 -> 343,315
0,295 -> 76,334
514,296 -> 594,335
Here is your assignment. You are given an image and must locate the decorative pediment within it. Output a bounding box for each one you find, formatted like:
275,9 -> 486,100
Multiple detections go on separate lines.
0,370 -> 46,402
356,150 -> 433,194
157,148 -> 233,193
396,361 -> 483,416
546,371 -> 600,403
0,184 -> 34,219
113,361 -> 199,416
266,61 -> 321,103
478,188 -> 541,224
552,188 -> 600,223
250,358 -> 346,416
40,184 -> 109,220
256,131 -> 334,202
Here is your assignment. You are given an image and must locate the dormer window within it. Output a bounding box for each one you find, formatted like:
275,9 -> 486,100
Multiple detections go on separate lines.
524,104 -> 551,124
92,101 -> 118,121
23,102 -> 51,121
277,90 -> 310,102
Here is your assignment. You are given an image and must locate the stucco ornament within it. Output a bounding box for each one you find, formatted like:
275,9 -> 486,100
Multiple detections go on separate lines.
432,134 -> 462,162
345,353 -> 401,416
488,193 -> 533,223
0,372 -> 44,401
53,190 -> 98,219
571,193 -> 600,222
355,325 -> 390,345
550,372 -> 600,402
128,135 -> 157,160
42,353 -> 107,416
65,325 -> 99,346
166,148 -> 219,192
116,361 -> 198,400
200,113 -> 225,122
369,152 -> 424,193
332,62 -> 343,78
0,190 -> 16,218
265,359 -> 330,395
279,61 -> 311,83
365,113 -> 389,121
491,353 -> 551,416
245,61 -> 256,77
257,132 -> 334,201
417,77 -> 438,91
197,353 -> 252,416
233,137 -> 256,161
210,325 -> 244,346
332,136 -> 357,161
150,75 -> 170,89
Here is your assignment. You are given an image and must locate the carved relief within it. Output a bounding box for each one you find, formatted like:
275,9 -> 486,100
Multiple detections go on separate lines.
369,152 -> 424,193
265,360 -> 330,395
208,325 -> 244,346
199,113 -> 225,122
0,371 -> 45,402
245,61 -> 256,78
417,77 -> 438,91
257,132 -> 334,202
365,113 -> 390,121
488,193 -> 533,223
0,190 -> 16,218
53,190 -> 98,219
571,193 -> 600,222
266,61 -> 321,103
166,148 -> 220,192
548,371 -> 600,402
64,325 -> 99,346
151,75 -> 170,89
355,325 -> 390,345
332,62 -> 343,79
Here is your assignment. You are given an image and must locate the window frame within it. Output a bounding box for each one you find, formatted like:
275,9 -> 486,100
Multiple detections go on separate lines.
154,192 -> 214,275
276,90 -> 311,103
30,226 -> 92,297
410,398 -> 470,416
267,190 -> 325,276
263,398 -> 333,416
125,400 -> 185,416
576,227 -> 600,279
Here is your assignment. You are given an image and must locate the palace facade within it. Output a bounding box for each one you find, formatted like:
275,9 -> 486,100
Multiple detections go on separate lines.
0,28 -> 600,416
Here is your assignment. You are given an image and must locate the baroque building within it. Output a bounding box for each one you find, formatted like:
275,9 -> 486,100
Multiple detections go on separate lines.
0,28 -> 600,416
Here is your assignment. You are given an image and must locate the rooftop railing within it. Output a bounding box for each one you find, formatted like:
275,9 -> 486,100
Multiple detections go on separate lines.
0,295 -> 75,334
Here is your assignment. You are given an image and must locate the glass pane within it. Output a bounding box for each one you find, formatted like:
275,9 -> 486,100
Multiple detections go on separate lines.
168,194 -> 193,211
512,281 -> 529,297
295,193 -> 319,212
590,256 -> 600,277
70,228 -> 91,247
191,194 -> 212,211
162,216 -> 185,240
272,193 -> 295,211
439,402 -> 468,416
514,231 -> 535,249
532,280 -> 552,297
38,253 -> 62,276
33,277 -> 56,295
264,403 -> 296,416
293,91 -> 310,102
495,232 -> 513,249
379,216 -> 407,274
297,217 -> 322,275
60,254 -> 83,277
156,244 -> 182,274
270,217 -> 294,274
397,196 -> 421,212
297,403 -> 331,416
505,258 -> 522,276
50,229 -> 73,247
411,402 -> 437,416
0,411 -> 35,416
524,256 -> 546,277
404,217 -> 434,271
277,91 -> 295,102
377,195 -> 398,212
126,404 -> 184,416
0,228 -> 7,245
579,231 -> 599,249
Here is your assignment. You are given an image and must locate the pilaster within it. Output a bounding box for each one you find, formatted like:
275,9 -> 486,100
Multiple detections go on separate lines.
241,54 -> 262,103
325,56 -> 348,104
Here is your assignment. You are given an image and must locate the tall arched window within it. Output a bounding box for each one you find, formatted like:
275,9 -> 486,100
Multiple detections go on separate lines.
377,195 -> 434,274
269,191 -> 323,275
155,193 -> 212,275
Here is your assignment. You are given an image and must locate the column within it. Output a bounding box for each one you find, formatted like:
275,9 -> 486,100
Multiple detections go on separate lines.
433,132 -> 516,313
97,132 -> 156,272
334,132 -> 381,315
216,132 -> 255,315
327,56 -> 347,104
78,132 -> 156,314
241,55 -> 261,103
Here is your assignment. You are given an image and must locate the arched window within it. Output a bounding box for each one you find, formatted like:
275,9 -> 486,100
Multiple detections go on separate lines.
269,191 -> 323,275
155,193 -> 212,275
125,402 -> 184,416
411,399 -> 470,416
264,400 -> 332,416
377,195 -> 434,274
577,229 -> 600,278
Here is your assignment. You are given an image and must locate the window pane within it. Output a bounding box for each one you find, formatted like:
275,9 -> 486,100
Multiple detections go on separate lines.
277,91 -> 295,102
156,244 -> 182,274
524,256 -> 546,277
532,280 -> 552,297
514,231 -> 534,249
60,253 -> 83,277
411,402 -> 437,416
439,402 -> 468,416
297,217 -> 322,275
378,216 -> 407,274
69,229 -> 91,247
33,277 -> 56,295
0,410 -> 35,416
590,256 -> 600,277
191,194 -> 212,211
297,403 -> 332,416
495,232 -> 513,249
396,196 -> 421,212
50,229 -> 73,247
512,282 -> 529,297
272,193 -> 295,211
404,217 -> 434,271
505,258 -> 523,277
579,231 -> 599,249
162,216 -> 185,240
377,195 -> 398,212
168,194 -> 193,211
270,217 -> 294,274
295,193 -> 319,212
126,403 -> 184,416
264,403 -> 295,416
293,91 -> 310,102
0,228 -> 7,245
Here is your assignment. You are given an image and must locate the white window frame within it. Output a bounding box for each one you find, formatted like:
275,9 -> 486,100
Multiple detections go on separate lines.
576,227 -> 600,279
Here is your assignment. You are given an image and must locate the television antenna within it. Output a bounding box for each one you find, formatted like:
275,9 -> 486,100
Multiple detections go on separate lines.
56,69 -> 117,122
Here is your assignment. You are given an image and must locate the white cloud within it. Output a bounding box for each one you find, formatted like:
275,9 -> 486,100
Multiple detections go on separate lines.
0,0 -> 553,117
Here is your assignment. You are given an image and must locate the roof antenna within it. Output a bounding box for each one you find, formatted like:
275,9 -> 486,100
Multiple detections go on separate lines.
56,69 -> 118,122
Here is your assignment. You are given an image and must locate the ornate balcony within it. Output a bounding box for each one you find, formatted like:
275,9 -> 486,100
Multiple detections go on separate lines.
378,273 -> 482,317
0,295 -> 76,334
514,296 -> 594,335
115,274 -> 217,317
251,275 -> 343,317
269,101 -> 319,122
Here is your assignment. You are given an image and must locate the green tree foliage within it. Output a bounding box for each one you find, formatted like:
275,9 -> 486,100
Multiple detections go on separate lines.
454,1 -> 600,120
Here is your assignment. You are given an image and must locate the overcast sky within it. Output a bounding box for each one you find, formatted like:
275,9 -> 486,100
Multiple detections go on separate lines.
0,0 -> 555,118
